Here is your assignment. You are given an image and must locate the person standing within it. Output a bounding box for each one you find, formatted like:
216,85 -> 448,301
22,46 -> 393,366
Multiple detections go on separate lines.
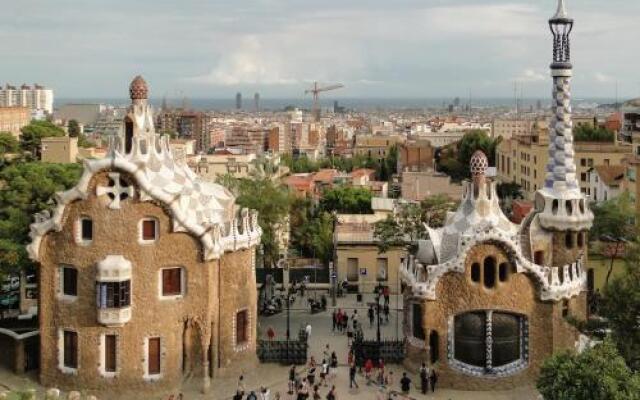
419,362 -> 429,395
237,375 -> 246,397
383,304 -> 390,324
400,372 -> 411,395
312,384 -> 321,400
349,360 -> 359,389
247,391 -> 258,400
430,369 -> 438,393
319,359 -> 329,387
331,310 -> 337,332
346,321 -> 353,346
305,323 -> 312,340
288,365 -> 297,395
383,286 -> 390,306
259,386 -> 271,400
330,352 -> 338,381
368,306 -> 375,328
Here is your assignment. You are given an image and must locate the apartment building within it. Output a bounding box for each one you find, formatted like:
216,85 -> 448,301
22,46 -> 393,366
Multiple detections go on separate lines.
0,106 -> 30,138
0,84 -> 53,114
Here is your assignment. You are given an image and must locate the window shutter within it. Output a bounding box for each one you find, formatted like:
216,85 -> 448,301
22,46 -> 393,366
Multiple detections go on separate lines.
148,338 -> 161,375
105,335 -> 117,372
142,220 -> 156,240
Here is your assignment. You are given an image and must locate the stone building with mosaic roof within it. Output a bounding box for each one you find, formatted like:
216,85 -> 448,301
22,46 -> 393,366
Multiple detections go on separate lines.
400,0 -> 594,389
28,76 -> 261,394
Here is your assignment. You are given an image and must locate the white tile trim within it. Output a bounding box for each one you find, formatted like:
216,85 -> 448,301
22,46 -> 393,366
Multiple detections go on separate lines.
74,216 -> 93,246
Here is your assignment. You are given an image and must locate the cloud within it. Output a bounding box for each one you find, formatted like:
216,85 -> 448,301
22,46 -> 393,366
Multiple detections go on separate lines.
514,69 -> 546,83
594,72 -> 614,83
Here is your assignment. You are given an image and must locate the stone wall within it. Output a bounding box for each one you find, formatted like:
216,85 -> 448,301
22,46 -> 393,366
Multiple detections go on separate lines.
37,171 -> 256,394
405,243 -> 583,390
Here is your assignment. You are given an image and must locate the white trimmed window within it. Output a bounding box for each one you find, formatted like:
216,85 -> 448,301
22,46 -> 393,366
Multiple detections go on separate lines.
59,265 -> 78,300
159,267 -> 185,299
58,329 -> 78,374
143,336 -> 162,380
139,218 -> 158,243
100,333 -> 118,377
76,217 -> 93,244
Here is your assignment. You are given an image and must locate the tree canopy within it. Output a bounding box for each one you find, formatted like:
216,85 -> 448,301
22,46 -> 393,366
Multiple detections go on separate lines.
289,197 -> 334,266
216,170 -> 292,268
590,192 -> 638,242
536,340 -> 640,400
67,120 -> 81,138
0,132 -> 20,155
601,240 -> 640,371
573,125 -> 615,143
319,185 -> 373,214
0,162 -> 82,278
437,130 -> 501,181
374,195 -> 457,253
19,120 -> 66,158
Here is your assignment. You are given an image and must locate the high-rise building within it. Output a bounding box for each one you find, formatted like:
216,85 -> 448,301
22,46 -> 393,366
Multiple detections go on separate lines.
254,92 -> 260,112
0,83 -> 53,114
235,92 -> 242,110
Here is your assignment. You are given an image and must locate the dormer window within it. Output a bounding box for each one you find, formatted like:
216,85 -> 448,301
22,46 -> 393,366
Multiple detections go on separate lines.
140,218 -> 158,243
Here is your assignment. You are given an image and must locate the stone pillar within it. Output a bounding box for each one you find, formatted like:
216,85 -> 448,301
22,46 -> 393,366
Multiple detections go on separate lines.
200,321 -> 213,394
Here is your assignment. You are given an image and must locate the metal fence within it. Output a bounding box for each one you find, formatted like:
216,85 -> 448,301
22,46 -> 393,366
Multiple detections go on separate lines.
257,329 -> 308,365
352,338 -> 406,366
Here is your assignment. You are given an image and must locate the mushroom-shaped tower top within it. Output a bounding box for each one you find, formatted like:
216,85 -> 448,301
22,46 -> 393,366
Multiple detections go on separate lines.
552,0 -> 570,20
470,150 -> 488,178
129,75 -> 148,100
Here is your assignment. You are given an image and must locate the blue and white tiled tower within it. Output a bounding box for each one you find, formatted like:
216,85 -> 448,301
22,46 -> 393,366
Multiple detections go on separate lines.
535,0 -> 593,233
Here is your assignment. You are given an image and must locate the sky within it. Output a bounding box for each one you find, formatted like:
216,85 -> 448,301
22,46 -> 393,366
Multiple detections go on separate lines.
3,0 -> 639,100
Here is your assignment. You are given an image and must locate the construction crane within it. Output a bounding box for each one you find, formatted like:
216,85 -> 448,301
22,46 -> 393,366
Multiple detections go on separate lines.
305,82 -> 344,122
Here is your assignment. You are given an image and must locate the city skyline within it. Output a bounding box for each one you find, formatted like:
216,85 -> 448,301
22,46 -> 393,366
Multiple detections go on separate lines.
3,0 -> 640,99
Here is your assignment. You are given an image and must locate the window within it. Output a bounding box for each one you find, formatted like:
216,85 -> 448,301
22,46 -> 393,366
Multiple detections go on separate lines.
412,303 -> 425,340
534,251 -> 544,265
347,258 -> 358,282
79,217 -> 93,242
498,263 -> 510,282
580,173 -> 587,182
452,311 -> 527,375
483,257 -> 496,289
376,258 -> 388,281
61,266 -> 78,297
105,334 -> 117,373
577,232 -> 584,247
565,232 -> 574,249
236,310 -> 248,345
580,158 -> 586,167
141,219 -> 158,242
161,268 -> 183,297
470,263 -> 480,283
63,330 -> 78,369
429,331 -> 439,364
148,337 -> 161,375
97,281 -> 131,308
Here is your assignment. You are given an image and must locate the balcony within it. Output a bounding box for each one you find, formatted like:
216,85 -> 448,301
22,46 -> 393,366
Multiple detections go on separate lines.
98,306 -> 132,327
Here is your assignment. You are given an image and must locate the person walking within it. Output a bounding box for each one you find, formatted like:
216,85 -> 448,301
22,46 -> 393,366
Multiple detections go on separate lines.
288,365 -> 297,395
259,386 -> 271,400
377,358 -> 385,385
233,391 -> 243,400
349,360 -> 359,389
247,391 -> 258,400
305,323 -> 312,340
319,359 -> 329,387
323,344 -> 331,361
326,386 -> 336,400
368,306 -> 375,328
383,286 -> 390,306
364,358 -> 374,383
430,369 -> 438,393
419,362 -> 429,395
400,372 -> 411,395
346,322 -> 353,346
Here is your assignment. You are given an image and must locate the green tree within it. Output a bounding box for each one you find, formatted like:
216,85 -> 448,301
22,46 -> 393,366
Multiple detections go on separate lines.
601,241 -> 640,371
437,130 -> 501,181
590,192 -> 638,242
319,186 -> 373,214
216,172 -> 292,268
0,162 -> 82,278
19,120 -> 66,158
0,132 -> 20,155
536,340 -> 640,400
78,134 -> 96,148
67,119 -> 81,138
574,125 -> 615,143
374,195 -> 457,253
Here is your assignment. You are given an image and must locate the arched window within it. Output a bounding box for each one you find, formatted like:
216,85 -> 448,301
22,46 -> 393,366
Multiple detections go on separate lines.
499,263 -> 509,282
552,199 -> 559,215
577,232 -> 584,247
452,311 -> 527,375
471,263 -> 481,283
566,200 -> 573,216
429,331 -> 439,364
483,257 -> 496,288
125,117 -> 134,153
565,232 -> 574,249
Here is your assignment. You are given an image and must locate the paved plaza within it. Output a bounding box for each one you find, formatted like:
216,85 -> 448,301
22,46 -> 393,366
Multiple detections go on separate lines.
0,293 -> 540,399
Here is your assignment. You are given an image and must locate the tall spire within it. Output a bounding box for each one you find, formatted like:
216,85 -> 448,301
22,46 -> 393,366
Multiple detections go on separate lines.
535,0 -> 592,232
